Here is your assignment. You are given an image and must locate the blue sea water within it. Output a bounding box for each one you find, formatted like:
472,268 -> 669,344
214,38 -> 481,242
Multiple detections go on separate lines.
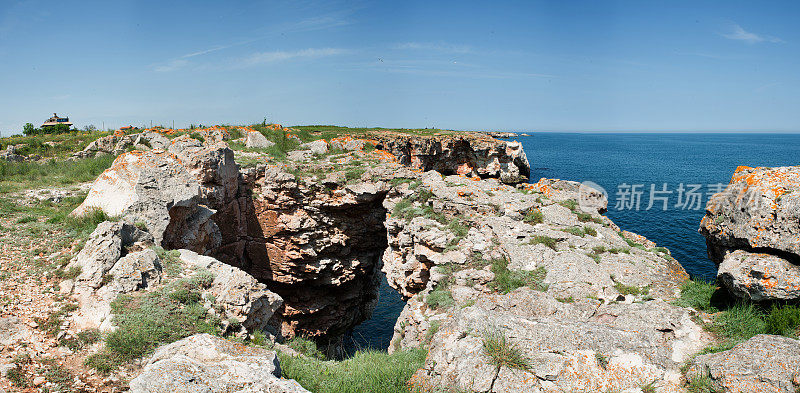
344,132 -> 800,354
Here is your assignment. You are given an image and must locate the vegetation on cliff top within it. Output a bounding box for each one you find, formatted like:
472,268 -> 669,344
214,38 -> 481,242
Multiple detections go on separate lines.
278,346 -> 427,393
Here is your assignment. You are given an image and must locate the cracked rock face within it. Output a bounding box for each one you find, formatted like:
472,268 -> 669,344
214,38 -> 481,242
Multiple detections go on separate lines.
71,139 -> 240,254
686,334 -> 800,393
129,333 -> 310,393
366,132 -> 531,183
700,165 -> 800,300
383,173 -> 705,392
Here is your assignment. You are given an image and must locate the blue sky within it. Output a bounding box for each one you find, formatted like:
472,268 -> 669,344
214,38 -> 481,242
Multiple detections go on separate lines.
1,0 -> 798,135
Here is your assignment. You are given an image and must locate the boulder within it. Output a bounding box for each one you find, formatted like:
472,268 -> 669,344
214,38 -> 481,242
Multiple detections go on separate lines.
717,250 -> 800,301
70,142 -> 240,253
245,131 -> 275,149
700,165 -> 800,300
67,221 -> 154,288
129,334 -> 310,393
410,294 -> 707,393
300,139 -> 328,155
67,222 -> 162,330
178,250 -> 283,333
686,334 -> 800,393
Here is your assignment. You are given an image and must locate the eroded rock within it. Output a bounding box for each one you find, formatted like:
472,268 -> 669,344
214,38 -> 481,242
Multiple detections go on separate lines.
129,333 -> 309,393
700,165 -> 800,300
686,334 -> 800,393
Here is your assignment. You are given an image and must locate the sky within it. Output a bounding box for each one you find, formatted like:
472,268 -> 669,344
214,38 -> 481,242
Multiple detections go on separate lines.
1,0 -> 799,135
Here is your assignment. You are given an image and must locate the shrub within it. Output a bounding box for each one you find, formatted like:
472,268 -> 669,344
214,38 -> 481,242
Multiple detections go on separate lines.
278,348 -> 426,393
286,337 -> 326,360
583,226 -> 597,236
559,200 -> 578,210
426,287 -> 454,309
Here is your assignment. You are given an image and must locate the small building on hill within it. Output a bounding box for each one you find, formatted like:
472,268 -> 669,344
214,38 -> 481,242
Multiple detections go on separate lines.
41,113 -> 73,128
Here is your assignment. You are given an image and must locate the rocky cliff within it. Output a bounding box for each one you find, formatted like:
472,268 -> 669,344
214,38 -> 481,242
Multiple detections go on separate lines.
71,129 -> 529,354
381,172 -> 708,392
700,165 -> 800,301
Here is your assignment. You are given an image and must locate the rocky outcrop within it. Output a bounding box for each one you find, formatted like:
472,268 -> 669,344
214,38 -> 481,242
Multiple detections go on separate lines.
66,221 -> 160,330
700,165 -> 800,300
686,334 -> 800,393
72,138 -> 240,254
383,172 -> 705,392
129,334 -> 309,393
245,131 -> 275,149
72,131 -> 170,159
233,161 -> 417,351
178,250 -> 283,334
64,221 -> 282,334
356,131 -> 530,183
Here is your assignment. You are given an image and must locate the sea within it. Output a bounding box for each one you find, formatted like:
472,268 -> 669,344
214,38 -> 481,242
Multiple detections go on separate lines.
343,132 -> 800,354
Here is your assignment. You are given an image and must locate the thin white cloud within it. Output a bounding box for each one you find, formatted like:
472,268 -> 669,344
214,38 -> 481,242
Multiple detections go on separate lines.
722,24 -> 783,44
234,48 -> 349,69
289,15 -> 351,32
394,42 -> 474,54
153,59 -> 189,73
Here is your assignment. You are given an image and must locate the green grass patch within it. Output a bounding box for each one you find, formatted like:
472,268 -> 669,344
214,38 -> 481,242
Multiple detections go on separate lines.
675,279 -> 719,313
278,347 -> 427,393
85,273 -> 221,373
490,257 -> 547,294
482,328 -> 530,371
523,209 -> 543,224
0,155 -> 114,192
526,235 -> 558,250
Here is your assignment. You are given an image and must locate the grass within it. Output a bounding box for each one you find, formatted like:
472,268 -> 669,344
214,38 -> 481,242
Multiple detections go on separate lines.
576,212 -> 603,224
523,209 -> 543,224
85,273 -> 221,373
526,235 -> 558,250
711,302 -> 765,343
278,347 -> 427,393
675,279 -> 719,313
0,154 -> 115,193
59,328 -> 101,351
612,281 -> 650,296
426,286 -> 454,309
764,303 -> 800,336
686,372 -> 717,393
489,257 -> 547,294
482,328 -> 530,372
559,200 -> 578,210
561,225 -> 597,238
286,337 -> 326,360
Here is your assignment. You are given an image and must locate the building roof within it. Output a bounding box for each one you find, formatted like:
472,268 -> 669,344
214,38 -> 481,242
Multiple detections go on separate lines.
41,113 -> 73,127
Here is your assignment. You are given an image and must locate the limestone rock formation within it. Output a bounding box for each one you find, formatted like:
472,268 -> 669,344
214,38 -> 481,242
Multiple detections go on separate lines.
178,249 -> 283,334
383,172 -> 704,392
700,165 -> 800,300
72,131 -> 170,159
129,334 -> 309,393
363,132 -> 530,183
686,334 -> 800,393
71,140 -> 241,253
66,221 -> 160,330
246,130 -> 275,149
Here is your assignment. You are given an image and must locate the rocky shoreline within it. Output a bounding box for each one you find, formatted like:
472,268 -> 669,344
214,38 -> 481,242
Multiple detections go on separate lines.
1,126 -> 799,392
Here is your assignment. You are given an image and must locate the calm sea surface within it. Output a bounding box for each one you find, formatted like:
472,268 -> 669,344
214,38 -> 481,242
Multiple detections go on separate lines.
344,132 -> 800,354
